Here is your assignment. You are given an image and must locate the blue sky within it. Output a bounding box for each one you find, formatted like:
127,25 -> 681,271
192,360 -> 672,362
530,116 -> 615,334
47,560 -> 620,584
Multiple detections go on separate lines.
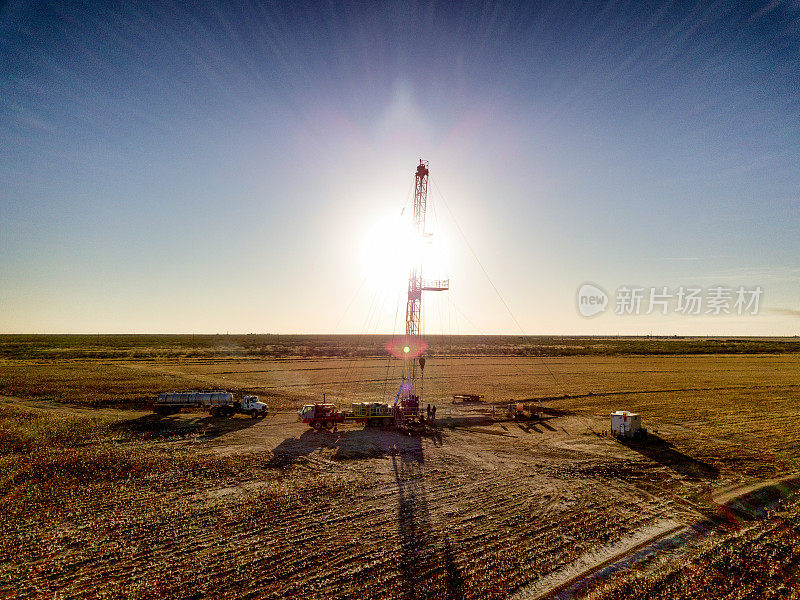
1,1 -> 799,334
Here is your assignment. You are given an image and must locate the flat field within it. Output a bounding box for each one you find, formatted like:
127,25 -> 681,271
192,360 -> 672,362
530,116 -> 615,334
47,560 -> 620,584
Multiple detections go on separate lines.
3,336 -> 800,599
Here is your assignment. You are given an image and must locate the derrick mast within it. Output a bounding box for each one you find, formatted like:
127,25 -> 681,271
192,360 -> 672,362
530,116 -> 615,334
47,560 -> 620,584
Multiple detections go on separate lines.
396,159 -> 448,424
404,160 -> 428,382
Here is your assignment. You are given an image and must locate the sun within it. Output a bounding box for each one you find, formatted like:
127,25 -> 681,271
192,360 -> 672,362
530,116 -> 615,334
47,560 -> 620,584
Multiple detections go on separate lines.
360,210 -> 449,290
360,213 -> 421,288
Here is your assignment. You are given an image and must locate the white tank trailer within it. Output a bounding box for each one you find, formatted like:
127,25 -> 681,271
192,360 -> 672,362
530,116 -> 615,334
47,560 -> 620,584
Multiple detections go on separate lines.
154,391 -> 268,418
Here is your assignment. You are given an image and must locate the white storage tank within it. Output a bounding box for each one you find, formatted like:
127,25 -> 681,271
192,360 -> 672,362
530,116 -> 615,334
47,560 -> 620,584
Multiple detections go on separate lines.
611,411 -> 643,438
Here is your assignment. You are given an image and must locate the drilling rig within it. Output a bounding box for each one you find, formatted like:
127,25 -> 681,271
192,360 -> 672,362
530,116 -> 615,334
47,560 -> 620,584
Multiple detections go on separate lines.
394,159 -> 449,428
298,159 -> 448,433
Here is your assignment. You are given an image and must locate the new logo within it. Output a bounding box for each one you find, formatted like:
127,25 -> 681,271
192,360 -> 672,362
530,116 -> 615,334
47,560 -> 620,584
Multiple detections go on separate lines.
577,283 -> 609,317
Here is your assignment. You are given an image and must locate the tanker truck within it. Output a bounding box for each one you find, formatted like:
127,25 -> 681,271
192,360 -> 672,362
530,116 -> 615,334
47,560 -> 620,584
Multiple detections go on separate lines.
154,391 -> 268,418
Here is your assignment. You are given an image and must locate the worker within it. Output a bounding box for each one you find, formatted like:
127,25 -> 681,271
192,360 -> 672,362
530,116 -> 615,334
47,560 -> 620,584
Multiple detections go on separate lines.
427,403 -> 431,419
431,404 -> 437,420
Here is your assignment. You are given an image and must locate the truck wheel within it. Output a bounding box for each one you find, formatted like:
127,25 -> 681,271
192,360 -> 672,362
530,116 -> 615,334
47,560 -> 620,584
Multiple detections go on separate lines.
251,410 -> 258,419
311,420 -> 320,430
324,421 -> 334,430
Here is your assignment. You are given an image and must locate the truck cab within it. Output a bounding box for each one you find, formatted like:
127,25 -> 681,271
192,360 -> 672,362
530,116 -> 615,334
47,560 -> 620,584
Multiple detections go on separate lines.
298,404 -> 316,422
241,395 -> 269,417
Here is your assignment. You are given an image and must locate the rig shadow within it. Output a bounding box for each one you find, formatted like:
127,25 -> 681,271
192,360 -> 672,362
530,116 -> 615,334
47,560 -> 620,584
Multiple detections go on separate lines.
393,438 -> 464,600
267,427 -> 442,468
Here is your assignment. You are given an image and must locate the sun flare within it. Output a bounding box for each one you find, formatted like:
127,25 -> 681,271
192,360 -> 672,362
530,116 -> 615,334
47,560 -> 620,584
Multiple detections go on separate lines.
360,213 -> 421,288
360,215 -> 450,290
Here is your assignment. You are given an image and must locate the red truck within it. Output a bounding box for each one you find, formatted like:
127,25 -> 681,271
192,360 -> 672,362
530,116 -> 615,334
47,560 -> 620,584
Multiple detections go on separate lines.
298,401 -> 397,430
298,403 -> 346,430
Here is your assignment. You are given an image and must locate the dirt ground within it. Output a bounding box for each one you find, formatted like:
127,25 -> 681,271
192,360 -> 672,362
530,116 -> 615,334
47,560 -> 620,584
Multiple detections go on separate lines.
3,353 -> 800,599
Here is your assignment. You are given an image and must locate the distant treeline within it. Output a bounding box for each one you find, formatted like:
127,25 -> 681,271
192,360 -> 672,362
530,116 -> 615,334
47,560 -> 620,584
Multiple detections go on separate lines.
2,334 -> 800,360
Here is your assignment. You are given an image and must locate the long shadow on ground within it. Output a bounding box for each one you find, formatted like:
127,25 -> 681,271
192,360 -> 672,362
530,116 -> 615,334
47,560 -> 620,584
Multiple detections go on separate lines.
268,425 -> 465,598
267,427 -> 443,468
511,415 -> 562,434
393,438 -> 464,600
110,413 -> 262,441
618,433 -> 720,480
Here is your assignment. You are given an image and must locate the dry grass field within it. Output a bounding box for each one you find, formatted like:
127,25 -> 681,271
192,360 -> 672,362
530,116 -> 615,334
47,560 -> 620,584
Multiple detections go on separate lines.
3,335 -> 800,599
